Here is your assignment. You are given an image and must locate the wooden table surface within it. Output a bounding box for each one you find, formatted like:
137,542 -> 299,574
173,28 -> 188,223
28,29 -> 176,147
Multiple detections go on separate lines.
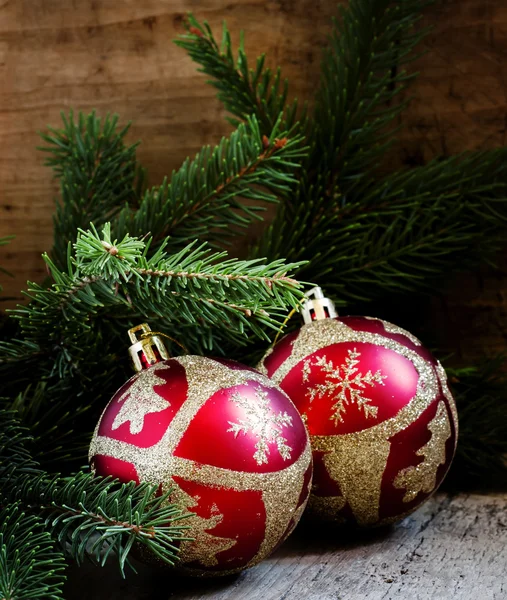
65,492 -> 507,600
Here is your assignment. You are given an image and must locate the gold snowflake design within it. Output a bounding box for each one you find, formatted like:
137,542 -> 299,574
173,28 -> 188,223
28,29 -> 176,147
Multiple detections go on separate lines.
227,387 -> 293,465
304,348 -> 387,424
112,364 -> 170,434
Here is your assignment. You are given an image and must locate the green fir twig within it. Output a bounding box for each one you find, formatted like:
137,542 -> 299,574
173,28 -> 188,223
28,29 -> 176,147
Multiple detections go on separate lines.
114,115 -> 306,250
175,15 -> 303,133
0,408 -> 191,579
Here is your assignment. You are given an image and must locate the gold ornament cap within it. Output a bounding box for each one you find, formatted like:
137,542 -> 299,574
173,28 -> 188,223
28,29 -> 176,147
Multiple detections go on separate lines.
301,287 -> 338,324
127,323 -> 169,372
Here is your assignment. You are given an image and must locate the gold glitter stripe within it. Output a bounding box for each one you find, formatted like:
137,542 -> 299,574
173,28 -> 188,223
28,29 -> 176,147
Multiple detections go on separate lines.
164,356 -> 283,454
91,434 -> 313,572
89,357 -> 313,573
264,318 -> 440,433
363,316 -> 423,346
436,361 -> 460,431
258,318 -> 457,526
170,442 -> 313,571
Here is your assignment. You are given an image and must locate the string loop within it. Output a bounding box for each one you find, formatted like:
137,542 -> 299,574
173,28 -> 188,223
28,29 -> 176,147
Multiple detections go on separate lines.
141,331 -> 189,355
272,296 -> 307,346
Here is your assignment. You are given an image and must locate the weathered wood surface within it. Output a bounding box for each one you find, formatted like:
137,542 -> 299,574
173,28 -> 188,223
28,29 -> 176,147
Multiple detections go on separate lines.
0,0 -> 336,302
64,492 -> 507,600
2,0 -> 507,360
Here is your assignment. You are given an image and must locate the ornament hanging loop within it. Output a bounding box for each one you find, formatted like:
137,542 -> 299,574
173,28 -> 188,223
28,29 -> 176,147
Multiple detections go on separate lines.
301,287 -> 338,324
128,323 -> 171,372
141,331 -> 189,355
272,287 -> 338,347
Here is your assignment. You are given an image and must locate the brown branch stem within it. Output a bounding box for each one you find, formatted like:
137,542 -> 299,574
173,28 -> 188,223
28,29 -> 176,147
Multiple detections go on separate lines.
155,137 -> 288,244
53,267 -> 296,319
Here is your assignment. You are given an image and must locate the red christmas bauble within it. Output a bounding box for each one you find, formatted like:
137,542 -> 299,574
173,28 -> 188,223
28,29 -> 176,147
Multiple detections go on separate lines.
89,354 -> 312,576
257,314 -> 458,527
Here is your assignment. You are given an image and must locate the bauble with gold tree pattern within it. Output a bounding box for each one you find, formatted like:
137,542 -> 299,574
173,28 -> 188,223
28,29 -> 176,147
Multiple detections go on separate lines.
89,324 -> 312,576
257,288 -> 458,527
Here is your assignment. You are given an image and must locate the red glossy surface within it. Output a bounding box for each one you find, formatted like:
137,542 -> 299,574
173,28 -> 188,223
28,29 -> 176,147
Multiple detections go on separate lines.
91,356 -> 312,573
92,455 -> 139,484
263,329 -> 299,378
311,450 -> 342,497
339,316 -> 438,366
175,382 -> 307,472
262,315 -> 457,526
172,476 -> 266,572
281,341 -> 419,435
379,396 -> 456,520
274,462 -> 313,550
98,360 -> 188,448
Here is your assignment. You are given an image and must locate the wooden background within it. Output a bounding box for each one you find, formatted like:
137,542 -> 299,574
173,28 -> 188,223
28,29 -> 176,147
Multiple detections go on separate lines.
1,0 -> 507,361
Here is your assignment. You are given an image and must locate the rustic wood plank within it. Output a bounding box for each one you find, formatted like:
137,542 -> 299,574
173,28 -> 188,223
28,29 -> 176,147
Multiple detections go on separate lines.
0,0 -> 335,304
63,492 -> 507,599
396,1 -> 507,166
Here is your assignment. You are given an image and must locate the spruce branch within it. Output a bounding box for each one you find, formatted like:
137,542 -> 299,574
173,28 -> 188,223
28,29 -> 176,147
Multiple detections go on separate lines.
0,331 -> 119,437
9,381 -> 95,470
247,0 -> 439,294
0,408 -> 41,479
0,411 -> 67,597
175,15 -> 303,133
178,3 -> 428,197
0,409 -> 191,575
0,504 -> 66,600
310,0 -> 429,192
39,111 -> 141,269
0,327 -> 121,470
5,473 -> 191,574
12,225 -> 305,359
0,339 -> 43,367
77,222 -> 145,280
256,149 -> 507,303
115,115 -> 306,250
320,150 -> 507,300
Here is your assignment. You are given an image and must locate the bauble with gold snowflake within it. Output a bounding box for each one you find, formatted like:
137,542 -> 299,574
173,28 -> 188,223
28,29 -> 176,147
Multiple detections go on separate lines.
257,288 -> 458,527
89,324 -> 312,576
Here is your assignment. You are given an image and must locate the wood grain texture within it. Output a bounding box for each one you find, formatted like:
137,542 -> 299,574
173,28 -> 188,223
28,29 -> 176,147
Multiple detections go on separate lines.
0,0 -> 335,302
64,492 -> 507,600
397,1 -> 507,164
1,0 -> 507,360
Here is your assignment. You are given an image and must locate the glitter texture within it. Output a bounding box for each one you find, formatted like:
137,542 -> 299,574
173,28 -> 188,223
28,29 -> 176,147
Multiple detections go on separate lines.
258,316 -> 458,527
307,495 -> 347,522
89,356 -> 312,576
112,363 -> 170,434
365,316 -> 423,346
311,431 -> 392,525
436,360 -> 460,428
171,489 -> 237,567
304,349 -> 386,423
228,387 -> 293,465
393,401 -> 452,502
